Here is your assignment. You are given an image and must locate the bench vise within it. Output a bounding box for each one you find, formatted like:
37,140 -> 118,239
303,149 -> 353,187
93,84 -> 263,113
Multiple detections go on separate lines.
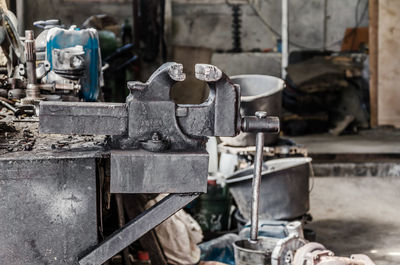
39,62 -> 279,265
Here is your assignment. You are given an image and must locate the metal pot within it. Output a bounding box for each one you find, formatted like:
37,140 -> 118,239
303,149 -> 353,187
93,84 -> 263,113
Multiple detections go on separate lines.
221,74 -> 284,146
227,157 -> 312,220
233,237 -> 279,265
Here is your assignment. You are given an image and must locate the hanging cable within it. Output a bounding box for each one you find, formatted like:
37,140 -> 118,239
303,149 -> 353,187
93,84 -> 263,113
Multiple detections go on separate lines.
231,5 -> 242,52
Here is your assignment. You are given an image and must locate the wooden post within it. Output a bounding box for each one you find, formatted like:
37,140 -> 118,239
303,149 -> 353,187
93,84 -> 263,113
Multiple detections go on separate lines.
369,0 -> 378,127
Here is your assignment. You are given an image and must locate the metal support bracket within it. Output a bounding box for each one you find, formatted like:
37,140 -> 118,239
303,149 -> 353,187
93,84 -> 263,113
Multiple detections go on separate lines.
79,193 -> 199,265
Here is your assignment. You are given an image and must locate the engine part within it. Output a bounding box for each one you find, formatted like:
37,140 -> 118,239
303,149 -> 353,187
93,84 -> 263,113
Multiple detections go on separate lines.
271,222 -> 307,265
21,30 -> 44,106
234,221 -> 305,265
293,242 -> 376,265
0,8 -> 25,76
8,88 -> 25,99
39,62 -> 280,265
24,30 -> 36,85
42,26 -> 102,101
34,19 -> 62,61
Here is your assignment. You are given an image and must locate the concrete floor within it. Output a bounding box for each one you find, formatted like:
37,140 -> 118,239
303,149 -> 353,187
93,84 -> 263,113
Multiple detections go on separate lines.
291,130 -> 400,155
308,177 -> 400,265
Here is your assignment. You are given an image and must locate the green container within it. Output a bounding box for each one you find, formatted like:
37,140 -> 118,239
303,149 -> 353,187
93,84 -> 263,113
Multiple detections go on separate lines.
193,181 -> 232,233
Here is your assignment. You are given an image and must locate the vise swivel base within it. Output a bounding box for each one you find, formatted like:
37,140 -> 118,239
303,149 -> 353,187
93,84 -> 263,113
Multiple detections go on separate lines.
39,62 -> 279,265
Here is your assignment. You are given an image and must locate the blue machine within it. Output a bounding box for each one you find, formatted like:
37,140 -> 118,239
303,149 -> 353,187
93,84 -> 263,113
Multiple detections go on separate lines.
45,27 -> 102,101
35,23 -> 102,102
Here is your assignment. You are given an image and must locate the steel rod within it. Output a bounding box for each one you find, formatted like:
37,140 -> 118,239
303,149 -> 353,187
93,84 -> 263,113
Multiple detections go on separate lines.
250,111 -> 266,242
281,0 -> 288,79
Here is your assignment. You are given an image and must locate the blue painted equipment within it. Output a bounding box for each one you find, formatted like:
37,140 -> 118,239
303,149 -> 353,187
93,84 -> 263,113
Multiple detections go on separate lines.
35,23 -> 102,102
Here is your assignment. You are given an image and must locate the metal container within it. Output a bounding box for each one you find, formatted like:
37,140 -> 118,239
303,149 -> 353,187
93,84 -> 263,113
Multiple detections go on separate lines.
221,75 -> 284,146
192,179 -> 232,233
227,157 -> 312,220
233,237 -> 279,265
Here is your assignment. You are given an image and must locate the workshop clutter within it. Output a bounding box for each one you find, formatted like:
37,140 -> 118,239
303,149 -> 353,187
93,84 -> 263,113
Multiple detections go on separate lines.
187,72 -> 376,265
282,54 -> 370,136
0,0 -> 387,264
0,10 -> 104,117
1,57 -> 377,264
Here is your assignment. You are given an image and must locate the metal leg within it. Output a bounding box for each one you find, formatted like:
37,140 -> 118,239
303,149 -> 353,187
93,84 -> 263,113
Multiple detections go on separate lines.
115,194 -> 132,265
79,193 -> 199,265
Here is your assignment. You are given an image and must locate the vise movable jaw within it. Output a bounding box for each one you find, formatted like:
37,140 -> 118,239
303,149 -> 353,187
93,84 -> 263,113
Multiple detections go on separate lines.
40,62 -> 279,194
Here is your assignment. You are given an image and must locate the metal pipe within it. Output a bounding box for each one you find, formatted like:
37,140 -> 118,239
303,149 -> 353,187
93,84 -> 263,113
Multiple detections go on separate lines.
21,30 -> 42,106
25,30 -> 36,85
250,111 -> 266,242
115,194 -> 132,265
281,0 -> 288,79
16,0 -> 24,36
323,0 -> 328,50
0,99 -> 17,113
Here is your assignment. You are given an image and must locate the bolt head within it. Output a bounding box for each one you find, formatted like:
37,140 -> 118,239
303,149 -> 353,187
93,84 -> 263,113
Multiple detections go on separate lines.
255,111 -> 267,118
152,133 -> 160,141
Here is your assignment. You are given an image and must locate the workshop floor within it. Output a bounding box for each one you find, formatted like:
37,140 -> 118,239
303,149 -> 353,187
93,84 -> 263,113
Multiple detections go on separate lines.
308,176 -> 400,265
291,129 -> 400,155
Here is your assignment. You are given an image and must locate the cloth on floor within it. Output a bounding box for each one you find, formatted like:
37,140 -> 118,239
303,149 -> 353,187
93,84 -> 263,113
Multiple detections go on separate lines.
199,233 -> 239,265
145,194 -> 203,265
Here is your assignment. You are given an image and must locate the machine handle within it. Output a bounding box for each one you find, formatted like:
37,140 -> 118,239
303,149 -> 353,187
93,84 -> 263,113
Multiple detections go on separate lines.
241,115 -> 280,134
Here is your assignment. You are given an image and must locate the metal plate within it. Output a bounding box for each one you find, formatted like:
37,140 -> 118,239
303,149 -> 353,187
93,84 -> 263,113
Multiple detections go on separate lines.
0,153 -> 98,265
110,149 -> 208,193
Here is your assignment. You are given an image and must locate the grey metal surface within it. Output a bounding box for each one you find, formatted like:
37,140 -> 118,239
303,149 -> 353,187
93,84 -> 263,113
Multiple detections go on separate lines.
127,100 -> 203,150
0,153 -> 98,265
250,111 -> 266,242
79,193 -> 199,265
110,149 -> 208,193
39,101 -> 127,135
228,158 -> 311,220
